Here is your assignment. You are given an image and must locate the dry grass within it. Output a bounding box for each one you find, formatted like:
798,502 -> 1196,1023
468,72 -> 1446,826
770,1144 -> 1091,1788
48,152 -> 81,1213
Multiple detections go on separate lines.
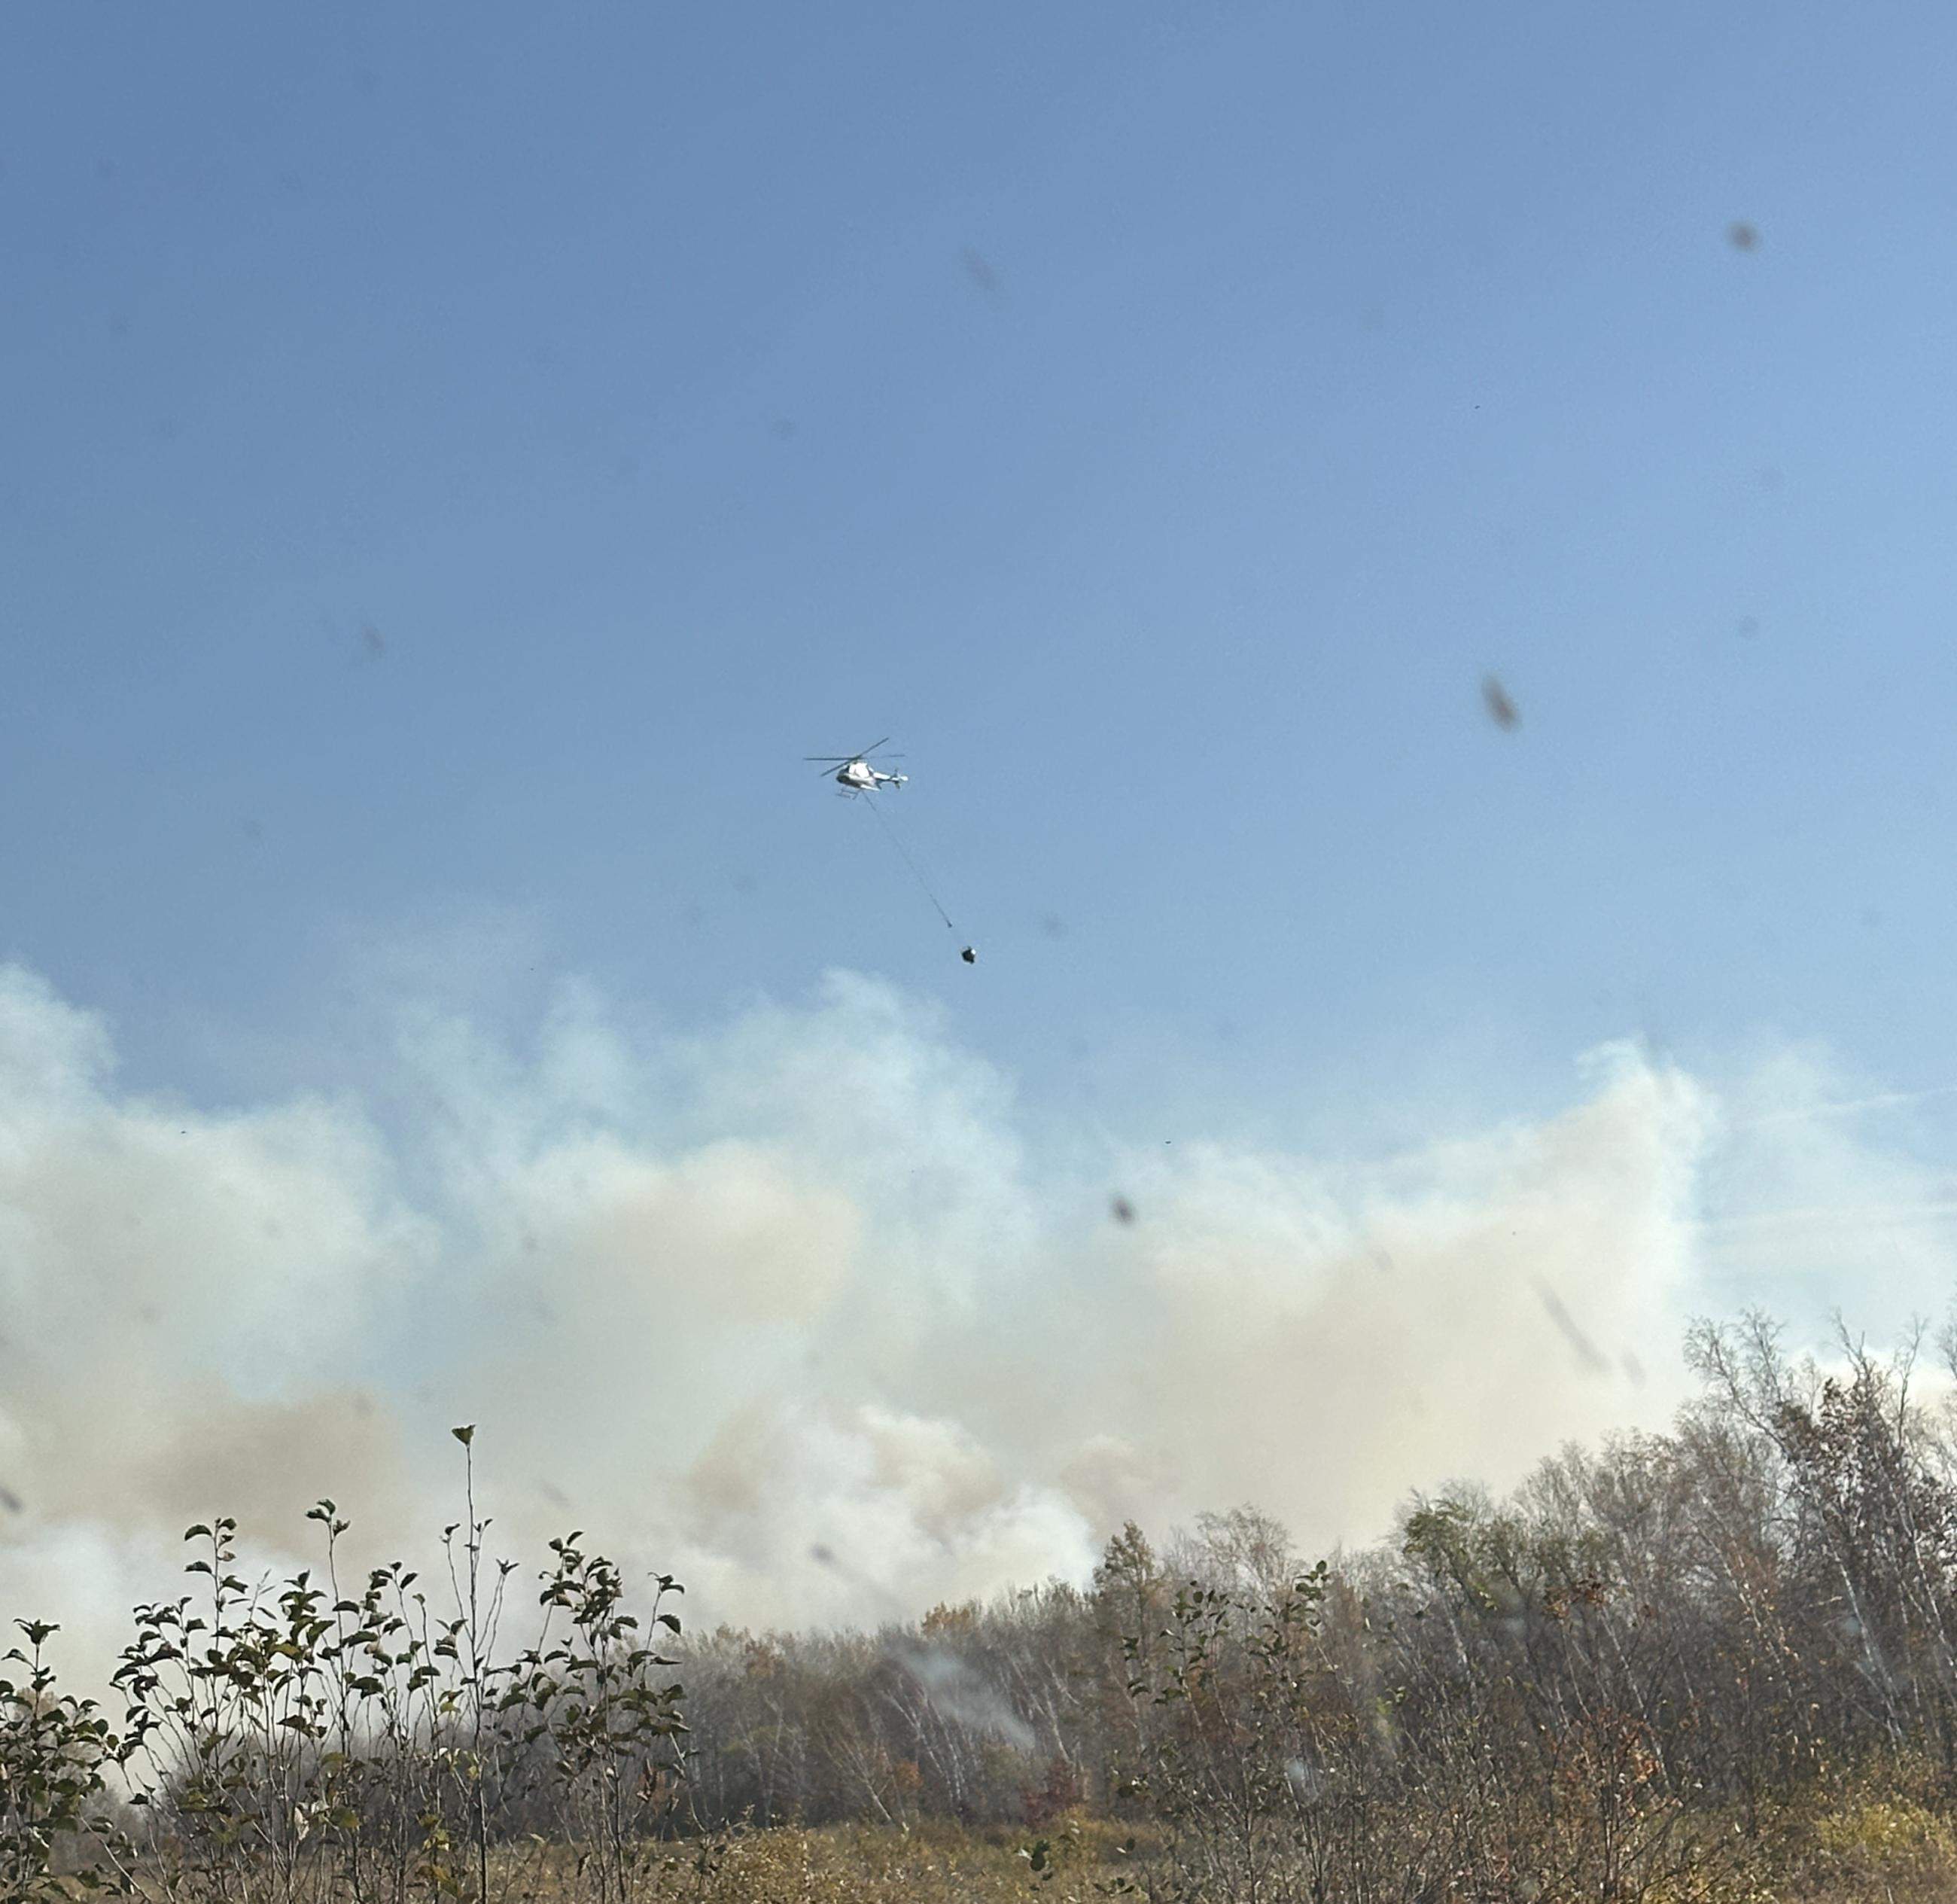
700,1826 -> 1051,1902
1764,1780 -> 1957,1904
470,1814 -> 1134,1904
695,1816 -> 1134,1904
678,1804 -> 1957,1904
68,1804 -> 1957,1903
476,1804 -> 1957,1904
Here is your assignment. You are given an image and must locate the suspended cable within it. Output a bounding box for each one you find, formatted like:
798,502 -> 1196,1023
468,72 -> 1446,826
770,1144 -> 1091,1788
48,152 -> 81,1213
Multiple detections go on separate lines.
860,791 -> 957,936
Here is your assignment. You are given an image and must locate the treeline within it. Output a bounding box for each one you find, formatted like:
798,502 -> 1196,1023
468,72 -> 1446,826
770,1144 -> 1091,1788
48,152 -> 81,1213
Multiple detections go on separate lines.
11,1313 -> 1957,1899
673,1311 -> 1957,1895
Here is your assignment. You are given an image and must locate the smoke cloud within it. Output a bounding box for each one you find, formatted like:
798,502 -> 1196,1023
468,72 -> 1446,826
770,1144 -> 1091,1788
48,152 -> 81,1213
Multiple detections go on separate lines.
2,954 -> 1952,1685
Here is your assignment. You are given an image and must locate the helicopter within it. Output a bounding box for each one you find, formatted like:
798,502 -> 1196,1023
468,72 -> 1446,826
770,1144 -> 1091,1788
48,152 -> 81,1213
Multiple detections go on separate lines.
806,738 -> 908,794
805,739 -> 975,964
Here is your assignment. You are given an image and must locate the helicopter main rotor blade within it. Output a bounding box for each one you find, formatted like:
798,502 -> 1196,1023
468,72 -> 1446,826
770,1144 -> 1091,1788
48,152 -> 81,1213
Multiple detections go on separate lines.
805,739 -> 899,774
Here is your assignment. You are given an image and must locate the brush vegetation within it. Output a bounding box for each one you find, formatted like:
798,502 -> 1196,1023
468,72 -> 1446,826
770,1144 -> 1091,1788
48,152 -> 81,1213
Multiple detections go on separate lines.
14,1314 -> 1957,1899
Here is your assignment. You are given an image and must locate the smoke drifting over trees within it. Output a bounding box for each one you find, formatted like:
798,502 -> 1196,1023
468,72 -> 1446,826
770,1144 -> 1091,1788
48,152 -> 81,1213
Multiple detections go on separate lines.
7,948 -> 1908,1653
16,1315 -> 1957,1899
6,950 -> 1957,1893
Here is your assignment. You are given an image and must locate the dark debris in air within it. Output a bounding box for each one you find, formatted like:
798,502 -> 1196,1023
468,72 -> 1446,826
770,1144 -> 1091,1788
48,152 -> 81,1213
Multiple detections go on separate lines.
1482,676 -> 1520,730
962,248 -> 1000,294
1535,1281 -> 1610,1375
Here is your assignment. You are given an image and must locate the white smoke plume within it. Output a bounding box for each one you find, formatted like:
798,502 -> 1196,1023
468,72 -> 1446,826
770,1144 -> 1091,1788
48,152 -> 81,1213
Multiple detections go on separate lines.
2,954 -> 1952,1687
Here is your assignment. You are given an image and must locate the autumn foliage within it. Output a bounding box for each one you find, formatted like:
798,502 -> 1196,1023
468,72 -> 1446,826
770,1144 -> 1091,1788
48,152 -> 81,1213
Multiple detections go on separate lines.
13,1315 -> 1957,1899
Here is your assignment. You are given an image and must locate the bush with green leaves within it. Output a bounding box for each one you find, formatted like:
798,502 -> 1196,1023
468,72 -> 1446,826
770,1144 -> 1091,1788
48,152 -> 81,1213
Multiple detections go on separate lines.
92,1431 -> 702,1902
0,1619 -> 130,1899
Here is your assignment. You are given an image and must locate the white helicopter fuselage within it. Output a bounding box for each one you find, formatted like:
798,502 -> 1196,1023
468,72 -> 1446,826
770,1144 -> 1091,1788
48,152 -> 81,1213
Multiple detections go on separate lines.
835,761 -> 907,792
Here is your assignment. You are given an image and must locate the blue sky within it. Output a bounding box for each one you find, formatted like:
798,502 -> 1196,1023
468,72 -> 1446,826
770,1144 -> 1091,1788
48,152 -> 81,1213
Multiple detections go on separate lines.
5,2 -> 1957,1213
